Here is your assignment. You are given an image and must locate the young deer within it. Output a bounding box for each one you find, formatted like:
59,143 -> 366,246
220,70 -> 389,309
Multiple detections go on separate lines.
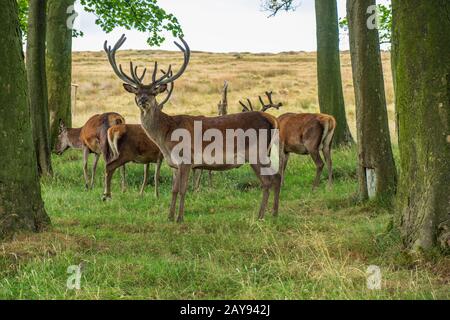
242,92 -> 336,189
104,34 -> 282,222
103,124 -> 164,200
54,113 -> 126,189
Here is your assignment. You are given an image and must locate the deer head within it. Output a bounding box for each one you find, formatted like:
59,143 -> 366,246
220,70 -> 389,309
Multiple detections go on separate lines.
104,34 -> 190,113
54,119 -> 70,155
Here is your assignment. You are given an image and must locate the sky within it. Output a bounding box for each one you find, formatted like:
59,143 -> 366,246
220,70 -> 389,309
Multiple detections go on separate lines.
72,0 -> 390,53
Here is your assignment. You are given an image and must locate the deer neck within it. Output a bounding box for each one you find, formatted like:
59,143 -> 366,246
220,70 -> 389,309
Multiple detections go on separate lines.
68,128 -> 83,149
141,106 -> 175,153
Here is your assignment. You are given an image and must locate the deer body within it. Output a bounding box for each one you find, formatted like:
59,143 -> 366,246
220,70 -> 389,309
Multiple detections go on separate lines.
104,34 -> 281,222
278,113 -> 336,189
103,124 -> 163,199
55,113 -> 126,190
241,93 -> 336,189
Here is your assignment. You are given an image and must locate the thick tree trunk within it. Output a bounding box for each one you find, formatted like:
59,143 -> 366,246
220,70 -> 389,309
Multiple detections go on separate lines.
27,0 -> 53,176
347,0 -> 397,201
47,0 -> 74,148
393,0 -> 450,251
315,0 -> 354,146
0,0 -> 50,238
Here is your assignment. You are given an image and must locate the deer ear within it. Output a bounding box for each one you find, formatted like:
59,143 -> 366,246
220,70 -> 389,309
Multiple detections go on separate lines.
123,84 -> 138,94
59,119 -> 66,132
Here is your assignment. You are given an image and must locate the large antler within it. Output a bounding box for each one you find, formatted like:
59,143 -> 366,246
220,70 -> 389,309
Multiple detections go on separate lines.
104,34 -> 146,87
259,91 -> 283,112
104,34 -> 190,88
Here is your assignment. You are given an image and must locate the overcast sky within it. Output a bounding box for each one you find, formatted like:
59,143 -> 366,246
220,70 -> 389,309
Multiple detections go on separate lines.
72,0 -> 390,53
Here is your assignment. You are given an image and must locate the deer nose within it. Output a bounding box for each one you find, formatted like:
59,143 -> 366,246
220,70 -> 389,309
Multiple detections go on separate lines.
139,96 -> 149,105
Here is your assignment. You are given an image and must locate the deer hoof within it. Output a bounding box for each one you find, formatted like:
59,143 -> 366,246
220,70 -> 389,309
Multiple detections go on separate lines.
102,194 -> 112,202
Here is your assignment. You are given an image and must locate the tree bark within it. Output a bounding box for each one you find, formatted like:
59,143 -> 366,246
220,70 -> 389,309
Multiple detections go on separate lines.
0,0 -> 51,238
315,0 -> 354,146
47,0 -> 74,148
27,0 -> 53,176
347,0 -> 397,201
393,0 -> 450,251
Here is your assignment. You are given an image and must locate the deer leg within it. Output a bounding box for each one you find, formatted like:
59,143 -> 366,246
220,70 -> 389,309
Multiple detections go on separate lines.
272,173 -> 282,217
82,145 -> 90,190
140,164 -> 150,196
309,150 -> 325,190
322,146 -> 333,188
251,164 -> 272,220
281,152 -> 290,186
169,168 -> 181,221
102,159 -> 125,201
154,158 -> 162,198
177,165 -> 191,223
90,153 -> 100,189
193,169 -> 202,191
120,165 -> 126,193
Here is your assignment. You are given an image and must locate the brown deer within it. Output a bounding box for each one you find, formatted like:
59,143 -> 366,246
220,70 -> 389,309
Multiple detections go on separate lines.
54,113 -> 126,189
103,124 -> 164,200
242,92 -> 336,189
104,34 -> 282,222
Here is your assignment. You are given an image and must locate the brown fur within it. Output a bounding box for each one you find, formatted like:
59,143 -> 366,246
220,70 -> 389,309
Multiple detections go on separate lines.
103,124 -> 164,199
69,112 -> 125,190
278,113 -> 336,189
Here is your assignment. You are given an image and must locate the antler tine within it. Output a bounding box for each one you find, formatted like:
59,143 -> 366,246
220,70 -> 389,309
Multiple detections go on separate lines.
156,38 -> 191,86
259,95 -> 268,110
130,62 -> 147,84
104,34 -> 141,87
239,100 -> 250,112
133,64 -> 147,82
246,98 -> 254,111
154,64 -> 172,84
265,91 -> 274,104
157,69 -> 175,109
152,61 -> 158,83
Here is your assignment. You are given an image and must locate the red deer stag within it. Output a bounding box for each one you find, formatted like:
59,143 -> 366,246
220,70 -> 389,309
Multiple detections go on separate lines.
55,113 -> 126,189
104,35 -> 282,222
241,92 -> 336,189
103,124 -> 164,200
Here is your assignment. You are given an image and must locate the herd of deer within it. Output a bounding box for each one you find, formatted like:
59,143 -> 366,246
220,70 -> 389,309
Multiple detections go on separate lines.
55,35 -> 336,223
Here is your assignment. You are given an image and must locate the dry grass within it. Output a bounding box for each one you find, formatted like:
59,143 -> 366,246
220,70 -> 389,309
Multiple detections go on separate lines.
72,50 -> 396,140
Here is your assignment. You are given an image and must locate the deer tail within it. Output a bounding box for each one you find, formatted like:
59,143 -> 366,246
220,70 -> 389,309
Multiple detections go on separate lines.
107,126 -> 124,162
320,117 -> 336,151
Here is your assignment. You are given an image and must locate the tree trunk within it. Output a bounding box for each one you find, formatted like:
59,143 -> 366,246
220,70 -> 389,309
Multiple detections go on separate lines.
393,0 -> 450,251
0,0 -> 50,238
347,0 -> 397,201
47,0 -> 74,148
315,0 -> 354,146
27,0 -> 53,176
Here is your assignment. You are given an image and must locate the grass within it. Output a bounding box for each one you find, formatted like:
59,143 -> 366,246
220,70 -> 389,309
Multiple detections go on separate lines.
0,147 -> 448,299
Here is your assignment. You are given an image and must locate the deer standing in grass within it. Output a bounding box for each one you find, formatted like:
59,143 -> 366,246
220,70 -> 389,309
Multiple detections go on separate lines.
104,124 -> 164,200
241,92 -> 336,189
54,113 -> 126,190
104,35 -> 282,222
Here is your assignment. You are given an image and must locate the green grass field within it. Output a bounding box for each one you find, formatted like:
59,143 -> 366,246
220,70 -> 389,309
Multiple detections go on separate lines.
0,147 -> 448,299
